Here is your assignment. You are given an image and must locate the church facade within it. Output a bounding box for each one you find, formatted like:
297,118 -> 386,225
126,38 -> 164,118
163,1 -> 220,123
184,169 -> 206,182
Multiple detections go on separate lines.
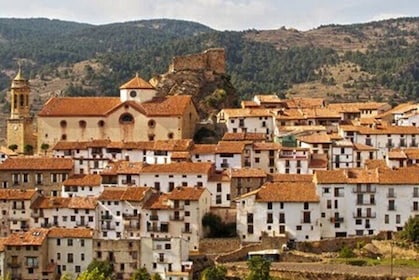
6,72 -> 199,154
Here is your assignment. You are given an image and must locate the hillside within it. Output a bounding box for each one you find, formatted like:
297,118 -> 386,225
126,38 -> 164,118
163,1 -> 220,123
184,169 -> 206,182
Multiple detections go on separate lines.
1,17 -> 419,116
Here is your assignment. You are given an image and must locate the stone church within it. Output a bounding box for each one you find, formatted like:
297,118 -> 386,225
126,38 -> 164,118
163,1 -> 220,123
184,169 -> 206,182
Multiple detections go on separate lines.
6,71 -> 199,154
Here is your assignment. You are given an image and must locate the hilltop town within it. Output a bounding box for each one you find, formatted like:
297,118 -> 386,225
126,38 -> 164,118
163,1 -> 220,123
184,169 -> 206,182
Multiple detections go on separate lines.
0,49 -> 419,280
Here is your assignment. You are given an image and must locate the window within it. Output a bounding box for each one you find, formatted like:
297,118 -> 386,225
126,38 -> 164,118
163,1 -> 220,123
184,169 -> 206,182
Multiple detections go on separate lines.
388,200 -> 395,211
296,225 -> 302,231
60,120 -> 67,128
247,213 -> 253,223
279,213 -> 285,223
81,253 -> 85,261
119,113 -> 134,124
396,214 -> 401,224
247,224 -> 254,234
68,239 -> 73,246
130,90 -> 137,97
384,214 -> 389,224
216,183 -> 222,192
167,132 -> 174,139
148,119 -> 156,128
61,134 -> 67,140
79,120 -> 87,128
304,202 -> 309,210
303,211 -> 311,223
56,239 -> 61,246
165,243 -> 171,250
323,187 -> 330,193
327,200 -> 332,209
267,213 -> 273,223
216,195 -> 222,204
67,253 -> 74,263
98,120 -> 105,127
75,266 -> 81,273
267,202 -> 273,210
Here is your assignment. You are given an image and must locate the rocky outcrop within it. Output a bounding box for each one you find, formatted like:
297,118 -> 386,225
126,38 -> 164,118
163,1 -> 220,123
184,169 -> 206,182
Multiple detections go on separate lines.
150,49 -> 239,119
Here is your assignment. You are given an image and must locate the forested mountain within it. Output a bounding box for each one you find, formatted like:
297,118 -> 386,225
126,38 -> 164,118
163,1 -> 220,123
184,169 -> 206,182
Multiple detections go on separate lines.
1,17 -> 419,108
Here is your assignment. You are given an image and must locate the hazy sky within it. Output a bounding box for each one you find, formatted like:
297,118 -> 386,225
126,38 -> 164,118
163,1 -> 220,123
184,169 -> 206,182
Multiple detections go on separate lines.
0,0 -> 418,31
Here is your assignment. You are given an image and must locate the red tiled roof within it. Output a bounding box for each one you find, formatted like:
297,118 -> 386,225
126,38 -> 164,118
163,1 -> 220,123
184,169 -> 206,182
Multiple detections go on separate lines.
48,227 -> 93,238
255,182 -> 319,202
38,97 -> 121,117
63,174 -> 102,186
119,74 -> 155,89
230,168 -> 267,178
5,228 -> 49,246
0,157 -> 73,170
0,189 -> 37,200
34,197 -> 96,209
168,187 -> 206,201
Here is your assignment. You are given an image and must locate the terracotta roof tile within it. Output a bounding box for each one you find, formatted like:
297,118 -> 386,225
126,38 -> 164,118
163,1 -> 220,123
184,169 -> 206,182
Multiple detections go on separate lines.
0,157 -> 73,170
168,187 -> 205,201
120,187 -> 151,202
327,102 -> 390,113
271,174 -> 313,182
48,227 -> 93,238
345,169 -> 379,183
139,95 -> 194,116
170,151 -> 190,159
378,166 -> 419,184
315,170 -> 347,184
98,187 -> 127,201
101,161 -> 145,175
216,141 -> 248,154
241,100 -> 259,108
353,143 -> 378,151
144,193 -> 170,210
275,108 -> 305,120
38,97 -> 121,117
0,189 -> 37,200
119,74 -> 155,89
255,182 -> 319,202
53,141 -> 89,150
35,197 -> 96,209
221,108 -> 273,118
63,174 -> 102,186
253,142 -> 281,150
230,168 -> 267,178
5,228 -> 49,246
191,144 -> 217,154
298,133 -> 332,144
365,160 -> 389,170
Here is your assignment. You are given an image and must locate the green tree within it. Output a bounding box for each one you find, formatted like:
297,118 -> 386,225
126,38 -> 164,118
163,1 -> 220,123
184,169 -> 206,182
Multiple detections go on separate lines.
246,256 -> 272,280
86,260 -> 113,279
60,273 -> 74,280
401,215 -> 419,243
131,267 -> 151,280
41,143 -> 50,155
151,273 -> 162,280
200,265 -> 227,280
8,144 -> 17,152
77,267 -> 107,280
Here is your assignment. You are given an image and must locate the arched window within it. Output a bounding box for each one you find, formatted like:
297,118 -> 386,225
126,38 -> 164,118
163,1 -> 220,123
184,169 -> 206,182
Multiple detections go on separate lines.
119,113 -> 134,124
98,120 -> 105,127
79,120 -> 87,129
168,132 -> 174,139
60,120 -> 67,128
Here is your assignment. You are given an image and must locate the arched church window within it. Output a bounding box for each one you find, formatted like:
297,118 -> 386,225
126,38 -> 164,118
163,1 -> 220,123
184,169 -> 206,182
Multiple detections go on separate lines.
148,119 -> 156,128
98,120 -> 105,127
60,120 -> 67,128
79,120 -> 87,129
119,113 -> 134,124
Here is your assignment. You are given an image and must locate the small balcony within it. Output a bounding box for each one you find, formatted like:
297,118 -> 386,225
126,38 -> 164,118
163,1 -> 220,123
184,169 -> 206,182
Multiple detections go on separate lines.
353,212 -> 376,219
123,213 -> 141,220
76,221 -> 88,227
352,187 -> 376,193
101,214 -> 113,220
7,262 -> 21,268
149,215 -> 159,221
125,223 -> 140,230
169,215 -> 184,221
101,224 -> 116,230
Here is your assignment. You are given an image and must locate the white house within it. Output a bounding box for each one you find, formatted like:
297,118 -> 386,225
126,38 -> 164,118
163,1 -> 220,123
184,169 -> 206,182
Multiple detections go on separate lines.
235,181 -> 321,242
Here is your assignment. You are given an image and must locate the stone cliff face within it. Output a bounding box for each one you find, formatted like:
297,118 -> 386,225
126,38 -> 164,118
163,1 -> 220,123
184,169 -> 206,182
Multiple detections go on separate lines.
150,49 -> 239,119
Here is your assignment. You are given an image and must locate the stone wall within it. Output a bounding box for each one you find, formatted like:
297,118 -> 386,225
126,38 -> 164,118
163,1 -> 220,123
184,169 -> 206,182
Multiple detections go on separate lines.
199,238 -> 241,255
296,236 -> 377,254
169,48 -> 226,74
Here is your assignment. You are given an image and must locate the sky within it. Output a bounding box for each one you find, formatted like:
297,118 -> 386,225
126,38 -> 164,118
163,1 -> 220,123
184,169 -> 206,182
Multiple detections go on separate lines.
0,0 -> 418,31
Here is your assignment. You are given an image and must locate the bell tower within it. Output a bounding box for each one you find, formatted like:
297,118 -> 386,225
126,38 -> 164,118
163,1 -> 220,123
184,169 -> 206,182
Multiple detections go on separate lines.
7,65 -> 35,154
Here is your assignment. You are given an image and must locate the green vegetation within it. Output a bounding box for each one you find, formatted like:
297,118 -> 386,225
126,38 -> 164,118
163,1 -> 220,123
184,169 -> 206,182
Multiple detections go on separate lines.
339,246 -> 355,258
200,265 -> 228,280
202,213 -> 236,238
246,256 -> 272,280
85,259 -> 113,279
1,17 -> 419,103
400,216 -> 419,243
